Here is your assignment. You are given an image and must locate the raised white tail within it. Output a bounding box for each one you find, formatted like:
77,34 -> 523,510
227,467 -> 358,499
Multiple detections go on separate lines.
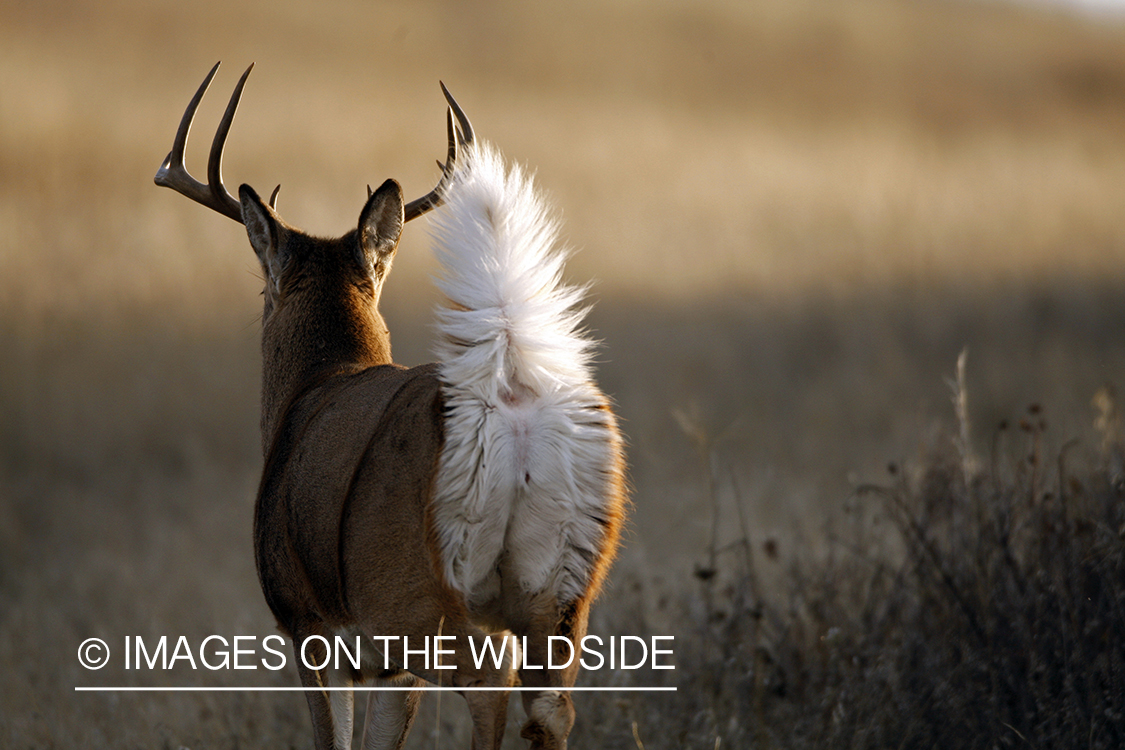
431,143 -> 622,613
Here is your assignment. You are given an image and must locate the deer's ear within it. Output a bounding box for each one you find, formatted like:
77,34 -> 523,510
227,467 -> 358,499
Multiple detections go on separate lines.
358,179 -> 404,272
240,184 -> 288,289
240,184 -> 280,260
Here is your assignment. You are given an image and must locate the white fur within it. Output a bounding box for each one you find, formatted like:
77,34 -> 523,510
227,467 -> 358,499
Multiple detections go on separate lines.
360,672 -> 424,750
328,670 -> 355,750
430,142 -> 618,609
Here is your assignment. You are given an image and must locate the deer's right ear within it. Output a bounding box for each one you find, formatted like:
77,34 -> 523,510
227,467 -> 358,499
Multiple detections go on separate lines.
358,179 -> 405,273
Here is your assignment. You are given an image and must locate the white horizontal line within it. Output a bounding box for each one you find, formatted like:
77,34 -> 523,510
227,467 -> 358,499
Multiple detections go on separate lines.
75,686 -> 675,692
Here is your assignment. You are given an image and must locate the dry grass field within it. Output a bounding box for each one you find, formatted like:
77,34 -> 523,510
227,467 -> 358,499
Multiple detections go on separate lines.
4,0 -> 1125,747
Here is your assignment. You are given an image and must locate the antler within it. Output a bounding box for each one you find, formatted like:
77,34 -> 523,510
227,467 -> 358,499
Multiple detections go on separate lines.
155,63 -> 474,224
403,81 -> 475,221
154,61 -> 256,223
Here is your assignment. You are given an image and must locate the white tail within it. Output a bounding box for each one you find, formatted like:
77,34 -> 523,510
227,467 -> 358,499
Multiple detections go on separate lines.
431,143 -> 621,613
155,65 -> 625,750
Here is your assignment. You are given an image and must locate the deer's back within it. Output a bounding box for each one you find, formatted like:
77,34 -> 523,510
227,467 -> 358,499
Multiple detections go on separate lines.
255,363 -> 445,632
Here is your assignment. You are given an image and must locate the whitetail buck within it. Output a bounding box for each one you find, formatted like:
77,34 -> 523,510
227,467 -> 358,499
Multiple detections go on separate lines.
154,62 -> 626,749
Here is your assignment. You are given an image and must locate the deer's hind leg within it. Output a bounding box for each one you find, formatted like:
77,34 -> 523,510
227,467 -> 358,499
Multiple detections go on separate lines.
515,596 -> 590,750
360,671 -> 424,750
291,622 -> 356,750
357,614 -> 516,750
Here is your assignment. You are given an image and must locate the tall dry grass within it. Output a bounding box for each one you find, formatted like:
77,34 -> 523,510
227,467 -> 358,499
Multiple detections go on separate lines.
572,360 -> 1125,748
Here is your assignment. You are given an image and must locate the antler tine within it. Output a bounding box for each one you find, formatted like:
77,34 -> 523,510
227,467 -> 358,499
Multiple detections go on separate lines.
154,62 -> 253,224
441,80 -> 474,147
403,83 -> 475,222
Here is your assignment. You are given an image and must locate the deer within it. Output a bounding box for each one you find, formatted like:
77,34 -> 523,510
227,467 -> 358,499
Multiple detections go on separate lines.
154,62 -> 627,750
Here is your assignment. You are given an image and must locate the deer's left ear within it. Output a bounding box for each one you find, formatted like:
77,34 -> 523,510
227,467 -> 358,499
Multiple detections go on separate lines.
241,184 -> 279,258
241,183 -> 290,292
358,179 -> 405,273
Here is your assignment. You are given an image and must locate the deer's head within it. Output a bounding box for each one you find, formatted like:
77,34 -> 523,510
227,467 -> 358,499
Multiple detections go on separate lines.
154,62 -> 473,326
154,63 -> 473,443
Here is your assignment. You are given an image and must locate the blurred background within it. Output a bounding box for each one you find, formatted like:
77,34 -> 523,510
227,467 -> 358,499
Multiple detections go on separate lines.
4,0 -> 1125,746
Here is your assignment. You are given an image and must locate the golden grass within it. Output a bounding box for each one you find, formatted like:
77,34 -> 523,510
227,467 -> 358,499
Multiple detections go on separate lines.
6,0 -> 1125,313
6,0 -> 1125,746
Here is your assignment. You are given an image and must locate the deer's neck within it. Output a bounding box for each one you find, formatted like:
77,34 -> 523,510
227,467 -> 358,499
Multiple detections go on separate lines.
258,291 -> 391,455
